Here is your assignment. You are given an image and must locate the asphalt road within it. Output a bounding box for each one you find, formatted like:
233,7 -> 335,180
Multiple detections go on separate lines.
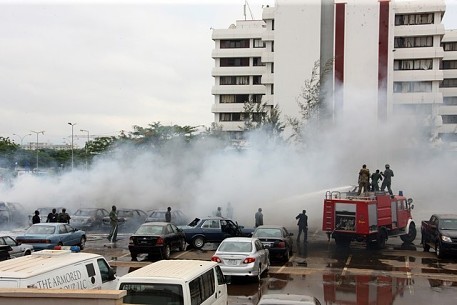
82,228 -> 457,305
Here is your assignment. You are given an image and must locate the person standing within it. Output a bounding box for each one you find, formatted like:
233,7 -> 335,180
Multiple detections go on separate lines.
215,207 -> 222,217
255,208 -> 263,227
357,164 -> 370,195
381,164 -> 394,195
46,208 -> 58,223
296,210 -> 308,242
107,205 -> 119,243
32,210 -> 40,224
371,169 -> 383,191
165,207 -> 172,223
58,208 -> 71,224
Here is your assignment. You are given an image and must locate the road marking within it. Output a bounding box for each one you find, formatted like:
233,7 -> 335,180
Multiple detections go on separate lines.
174,251 -> 190,259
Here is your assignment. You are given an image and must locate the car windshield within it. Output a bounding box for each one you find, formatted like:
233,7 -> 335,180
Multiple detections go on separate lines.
219,241 -> 252,253
253,228 -> 282,238
118,210 -> 134,217
136,225 -> 164,235
188,218 -> 200,227
74,209 -> 95,216
26,225 -> 56,234
440,219 -> 457,230
150,211 -> 165,218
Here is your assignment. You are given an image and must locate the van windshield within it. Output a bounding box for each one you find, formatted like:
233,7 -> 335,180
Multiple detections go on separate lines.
120,283 -> 183,305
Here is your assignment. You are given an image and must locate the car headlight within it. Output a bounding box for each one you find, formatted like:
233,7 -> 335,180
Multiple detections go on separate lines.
441,235 -> 452,243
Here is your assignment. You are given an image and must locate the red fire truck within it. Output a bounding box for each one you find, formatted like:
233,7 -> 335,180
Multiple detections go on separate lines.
322,189 -> 416,248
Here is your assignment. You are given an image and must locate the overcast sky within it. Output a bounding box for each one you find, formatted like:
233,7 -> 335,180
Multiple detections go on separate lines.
1,0 -> 456,146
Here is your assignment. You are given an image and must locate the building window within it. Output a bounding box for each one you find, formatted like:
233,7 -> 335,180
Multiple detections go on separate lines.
271,63 -> 274,73
271,41 -> 274,52
220,94 -> 249,103
440,78 -> 457,88
395,13 -> 434,25
253,39 -> 265,48
253,57 -> 264,66
394,59 -> 433,70
442,60 -> 457,70
442,42 -> 457,51
393,81 -> 432,93
271,84 -> 274,95
220,113 -> 243,122
252,94 -> 263,103
220,76 -> 249,85
394,36 -> 433,48
220,39 -> 250,48
444,97 -> 457,105
253,75 -> 262,85
220,58 -> 249,67
442,115 -> 457,124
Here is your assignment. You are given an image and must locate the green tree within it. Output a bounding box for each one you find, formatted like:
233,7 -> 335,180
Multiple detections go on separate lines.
243,100 -> 285,139
0,137 -> 19,168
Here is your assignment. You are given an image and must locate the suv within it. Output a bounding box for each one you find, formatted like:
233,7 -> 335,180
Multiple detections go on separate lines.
0,201 -> 27,229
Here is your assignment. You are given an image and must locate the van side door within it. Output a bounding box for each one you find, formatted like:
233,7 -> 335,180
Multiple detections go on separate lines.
214,265 -> 228,305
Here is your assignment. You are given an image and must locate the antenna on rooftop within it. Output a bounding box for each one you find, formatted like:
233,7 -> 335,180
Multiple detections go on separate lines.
244,0 -> 255,20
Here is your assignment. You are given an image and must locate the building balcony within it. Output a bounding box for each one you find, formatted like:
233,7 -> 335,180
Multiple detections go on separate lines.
393,92 -> 443,104
394,24 -> 445,37
212,28 -> 265,40
212,85 -> 266,95
443,69 -> 457,79
262,6 -> 275,20
393,47 -> 444,59
261,31 -> 274,42
442,51 -> 457,60
436,124 -> 457,133
261,52 -> 274,63
438,105 -> 457,115
393,70 -> 443,82
211,103 -> 245,113
440,87 -> 457,97
261,73 -> 274,84
211,66 -> 266,76
211,48 -> 265,58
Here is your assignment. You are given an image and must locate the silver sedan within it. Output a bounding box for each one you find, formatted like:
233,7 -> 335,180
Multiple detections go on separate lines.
211,237 -> 269,281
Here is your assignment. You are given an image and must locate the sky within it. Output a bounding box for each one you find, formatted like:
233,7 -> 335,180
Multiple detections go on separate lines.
0,0 -> 456,148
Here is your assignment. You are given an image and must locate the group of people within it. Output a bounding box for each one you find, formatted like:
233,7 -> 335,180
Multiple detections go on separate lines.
31,208 -> 71,224
358,163 -> 394,195
254,208 -> 309,243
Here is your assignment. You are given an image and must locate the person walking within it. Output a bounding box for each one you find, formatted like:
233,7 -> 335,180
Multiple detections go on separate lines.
357,164 -> 370,195
165,207 -> 172,223
381,164 -> 394,195
371,169 -> 383,191
255,208 -> 263,227
296,210 -> 308,242
107,205 -> 119,243
46,208 -> 58,223
32,210 -> 40,224
58,208 -> 71,224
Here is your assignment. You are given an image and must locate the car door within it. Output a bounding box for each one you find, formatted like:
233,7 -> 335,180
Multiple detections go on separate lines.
201,219 -> 222,242
254,239 -> 267,271
2,236 -> 20,257
60,224 -> 78,245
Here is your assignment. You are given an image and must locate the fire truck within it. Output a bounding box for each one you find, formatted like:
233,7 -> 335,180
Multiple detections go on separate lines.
322,189 -> 416,248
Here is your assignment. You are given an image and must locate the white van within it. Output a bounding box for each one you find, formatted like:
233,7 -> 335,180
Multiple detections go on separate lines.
117,259 -> 228,305
0,250 -> 117,289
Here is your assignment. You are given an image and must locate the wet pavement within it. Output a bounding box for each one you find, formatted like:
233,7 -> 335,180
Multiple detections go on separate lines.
4,227 -> 457,304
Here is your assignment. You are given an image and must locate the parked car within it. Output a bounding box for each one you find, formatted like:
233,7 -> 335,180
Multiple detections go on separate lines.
71,208 -> 109,230
0,201 -> 27,229
145,208 -> 189,225
179,216 -> 253,249
258,294 -> 322,305
211,237 -> 269,282
252,225 -> 294,262
15,223 -> 86,251
0,236 -> 33,258
0,245 -> 11,261
128,222 -> 186,260
102,208 -> 148,232
27,207 -> 67,225
421,214 -> 457,258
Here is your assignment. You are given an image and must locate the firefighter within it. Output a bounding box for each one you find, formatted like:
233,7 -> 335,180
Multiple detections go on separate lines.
296,210 -> 308,243
381,164 -> 394,195
107,205 -> 119,243
357,164 -> 370,195
371,169 -> 383,191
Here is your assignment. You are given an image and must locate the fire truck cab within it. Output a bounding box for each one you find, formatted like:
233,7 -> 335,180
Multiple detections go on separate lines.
322,190 -> 416,248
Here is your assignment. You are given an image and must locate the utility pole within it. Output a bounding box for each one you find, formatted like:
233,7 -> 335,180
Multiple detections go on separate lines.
68,122 -> 76,170
30,130 -> 45,170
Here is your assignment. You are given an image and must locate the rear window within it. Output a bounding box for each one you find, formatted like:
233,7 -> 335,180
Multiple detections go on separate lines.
26,225 -> 56,234
120,283 -> 183,305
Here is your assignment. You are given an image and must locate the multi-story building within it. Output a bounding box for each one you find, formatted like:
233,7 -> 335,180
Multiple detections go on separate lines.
211,0 -> 457,144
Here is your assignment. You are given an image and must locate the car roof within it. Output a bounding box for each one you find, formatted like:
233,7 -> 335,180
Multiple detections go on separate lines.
221,237 -> 256,242
29,223 -> 65,227
141,222 -> 170,226
255,225 -> 284,229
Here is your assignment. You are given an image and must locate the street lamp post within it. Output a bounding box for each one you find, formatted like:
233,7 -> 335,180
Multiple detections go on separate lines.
68,122 -> 76,170
80,129 -> 89,170
12,133 -> 32,146
30,130 -> 45,170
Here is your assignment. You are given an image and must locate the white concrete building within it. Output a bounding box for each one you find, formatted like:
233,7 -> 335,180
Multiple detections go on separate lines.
211,0 -> 456,144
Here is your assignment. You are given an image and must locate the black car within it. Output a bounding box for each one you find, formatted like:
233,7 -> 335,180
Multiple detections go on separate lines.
71,208 -> 109,230
252,225 -> 294,262
145,209 -> 189,225
128,222 -> 186,260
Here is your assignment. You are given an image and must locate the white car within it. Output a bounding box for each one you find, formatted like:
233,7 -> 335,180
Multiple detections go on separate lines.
0,236 -> 33,258
211,237 -> 269,282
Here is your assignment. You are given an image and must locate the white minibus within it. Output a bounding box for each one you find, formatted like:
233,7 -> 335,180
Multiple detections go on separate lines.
117,259 -> 227,305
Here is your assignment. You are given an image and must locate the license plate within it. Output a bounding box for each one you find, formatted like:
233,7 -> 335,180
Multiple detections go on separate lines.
227,259 -> 237,265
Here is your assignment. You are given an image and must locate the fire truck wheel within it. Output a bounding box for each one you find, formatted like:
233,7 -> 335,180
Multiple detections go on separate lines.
400,223 -> 417,243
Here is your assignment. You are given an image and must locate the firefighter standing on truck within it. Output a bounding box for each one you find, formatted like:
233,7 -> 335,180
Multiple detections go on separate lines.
357,164 -> 370,195
381,164 -> 394,195
371,169 -> 383,191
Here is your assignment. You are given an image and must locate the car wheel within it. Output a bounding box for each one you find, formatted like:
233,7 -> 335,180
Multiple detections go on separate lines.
192,236 -> 205,249
79,237 -> 86,250
24,250 -> 32,256
178,239 -> 186,252
283,249 -> 290,262
162,245 -> 171,260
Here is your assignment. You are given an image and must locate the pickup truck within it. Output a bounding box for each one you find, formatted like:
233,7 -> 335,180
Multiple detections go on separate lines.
421,214 -> 457,258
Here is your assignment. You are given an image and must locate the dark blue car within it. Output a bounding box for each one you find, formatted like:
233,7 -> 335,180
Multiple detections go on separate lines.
179,217 -> 253,249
